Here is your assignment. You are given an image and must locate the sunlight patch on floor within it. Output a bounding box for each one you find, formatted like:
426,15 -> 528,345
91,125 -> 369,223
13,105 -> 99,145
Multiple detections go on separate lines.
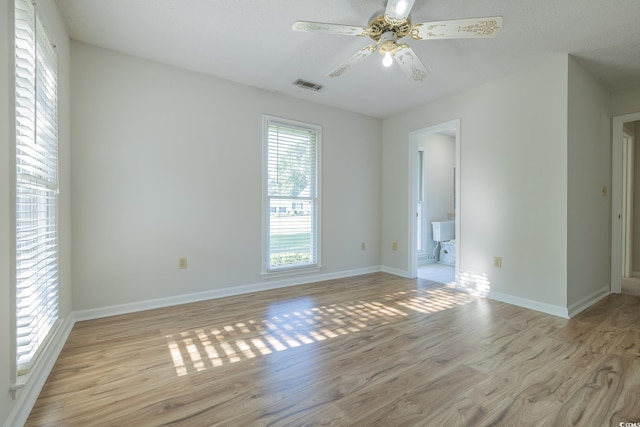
166,286 -> 477,376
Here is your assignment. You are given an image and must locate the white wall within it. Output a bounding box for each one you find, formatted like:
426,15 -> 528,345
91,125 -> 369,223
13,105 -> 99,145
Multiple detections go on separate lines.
1,0 -> 71,425
70,42 -> 382,311
382,54 -> 569,309
418,133 -> 455,261
566,56 -> 611,307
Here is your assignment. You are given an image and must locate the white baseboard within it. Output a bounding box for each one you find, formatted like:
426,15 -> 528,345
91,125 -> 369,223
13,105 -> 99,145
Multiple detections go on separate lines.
485,290 -> 570,319
73,266 -> 382,322
456,284 -> 570,319
457,285 -> 610,319
380,265 -> 410,278
567,286 -> 610,318
4,316 -> 75,427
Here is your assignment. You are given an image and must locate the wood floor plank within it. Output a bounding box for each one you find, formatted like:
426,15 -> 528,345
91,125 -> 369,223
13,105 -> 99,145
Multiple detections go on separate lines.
573,293 -> 640,328
349,364 -> 486,426
480,370 -> 572,426
426,397 -> 489,427
545,353 -> 628,426
332,356 -> 448,423
24,273 -> 640,426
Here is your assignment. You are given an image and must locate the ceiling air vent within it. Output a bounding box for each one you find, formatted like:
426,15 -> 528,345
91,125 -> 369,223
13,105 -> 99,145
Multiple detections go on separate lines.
294,79 -> 323,92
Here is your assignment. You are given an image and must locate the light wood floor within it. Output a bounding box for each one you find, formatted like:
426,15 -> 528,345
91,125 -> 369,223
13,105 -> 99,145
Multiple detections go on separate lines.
622,277 -> 640,297
26,273 -> 640,426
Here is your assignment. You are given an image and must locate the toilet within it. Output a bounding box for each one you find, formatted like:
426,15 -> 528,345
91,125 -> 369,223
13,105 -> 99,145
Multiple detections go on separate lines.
440,240 -> 456,266
431,220 -> 455,265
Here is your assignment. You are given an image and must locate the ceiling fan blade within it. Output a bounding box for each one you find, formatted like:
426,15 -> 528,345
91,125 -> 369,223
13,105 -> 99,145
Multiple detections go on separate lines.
411,16 -> 503,40
394,44 -> 430,82
384,0 -> 416,23
328,44 -> 378,78
292,21 -> 368,37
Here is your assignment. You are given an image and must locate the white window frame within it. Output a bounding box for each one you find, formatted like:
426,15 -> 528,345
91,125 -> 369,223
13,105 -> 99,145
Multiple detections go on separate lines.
13,0 -> 60,383
262,115 -> 322,277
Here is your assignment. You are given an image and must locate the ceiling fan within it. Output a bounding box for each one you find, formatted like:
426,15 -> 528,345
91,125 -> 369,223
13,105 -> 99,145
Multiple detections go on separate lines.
292,0 -> 502,82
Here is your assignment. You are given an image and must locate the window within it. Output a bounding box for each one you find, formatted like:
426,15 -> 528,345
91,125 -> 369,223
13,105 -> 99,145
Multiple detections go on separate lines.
263,116 -> 320,274
15,0 -> 59,376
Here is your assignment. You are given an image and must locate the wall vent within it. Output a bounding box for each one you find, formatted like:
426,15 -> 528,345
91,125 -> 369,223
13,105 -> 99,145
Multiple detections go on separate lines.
294,79 -> 323,92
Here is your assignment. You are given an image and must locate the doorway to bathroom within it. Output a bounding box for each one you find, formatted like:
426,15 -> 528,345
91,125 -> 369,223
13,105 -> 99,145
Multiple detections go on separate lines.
612,112 -> 640,296
408,119 -> 460,284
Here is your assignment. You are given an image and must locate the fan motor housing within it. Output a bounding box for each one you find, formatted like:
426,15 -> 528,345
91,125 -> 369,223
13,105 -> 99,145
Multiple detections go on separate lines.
367,14 -> 412,41
378,31 -> 399,55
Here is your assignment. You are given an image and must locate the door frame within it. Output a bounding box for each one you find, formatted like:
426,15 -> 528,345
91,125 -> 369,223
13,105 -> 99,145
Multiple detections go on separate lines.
611,112 -> 640,293
408,119 -> 461,279
622,130 -> 634,278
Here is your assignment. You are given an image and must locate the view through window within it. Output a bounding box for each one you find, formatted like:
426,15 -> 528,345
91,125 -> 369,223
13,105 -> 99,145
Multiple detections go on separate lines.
264,116 -> 320,272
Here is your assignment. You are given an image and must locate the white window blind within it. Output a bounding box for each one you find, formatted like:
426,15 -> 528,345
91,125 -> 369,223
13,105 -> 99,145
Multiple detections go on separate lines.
15,0 -> 59,375
264,117 -> 320,272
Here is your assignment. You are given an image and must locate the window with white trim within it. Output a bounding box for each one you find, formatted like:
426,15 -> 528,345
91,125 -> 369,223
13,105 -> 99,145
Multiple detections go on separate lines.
263,116 -> 320,273
15,0 -> 59,376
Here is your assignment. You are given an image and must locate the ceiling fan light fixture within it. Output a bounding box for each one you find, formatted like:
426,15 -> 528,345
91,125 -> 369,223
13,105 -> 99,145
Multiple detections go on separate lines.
379,31 -> 398,67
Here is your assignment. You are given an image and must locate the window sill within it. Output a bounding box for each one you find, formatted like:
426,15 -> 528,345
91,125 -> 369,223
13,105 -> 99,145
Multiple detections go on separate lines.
10,377 -> 26,392
261,265 -> 323,280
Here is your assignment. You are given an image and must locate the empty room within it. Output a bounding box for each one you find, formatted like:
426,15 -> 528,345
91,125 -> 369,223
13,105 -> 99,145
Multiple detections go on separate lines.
3,0 -> 640,425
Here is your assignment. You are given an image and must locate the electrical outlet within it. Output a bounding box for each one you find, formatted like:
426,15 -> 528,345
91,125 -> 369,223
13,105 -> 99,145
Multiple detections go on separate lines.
361,242 -> 366,250
427,255 -> 436,260
392,242 -> 398,251
493,256 -> 502,268
178,257 -> 187,269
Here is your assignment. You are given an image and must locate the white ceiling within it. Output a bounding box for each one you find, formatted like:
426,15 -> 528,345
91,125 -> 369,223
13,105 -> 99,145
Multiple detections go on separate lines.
55,0 -> 640,118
